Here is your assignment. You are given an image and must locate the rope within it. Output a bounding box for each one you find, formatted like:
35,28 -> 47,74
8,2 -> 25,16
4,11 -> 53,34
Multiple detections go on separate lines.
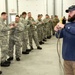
57,32 -> 65,75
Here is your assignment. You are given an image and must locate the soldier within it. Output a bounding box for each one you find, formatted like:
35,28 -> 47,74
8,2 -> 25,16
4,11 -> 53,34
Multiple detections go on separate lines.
27,12 -> 42,50
36,14 -> 44,45
46,14 -> 52,39
51,15 -> 55,36
54,15 -> 59,26
0,12 -> 15,67
40,14 -> 46,42
43,14 -> 52,39
40,14 -> 47,42
43,16 -> 47,40
52,15 -> 59,35
7,15 -> 24,61
20,12 -> 31,54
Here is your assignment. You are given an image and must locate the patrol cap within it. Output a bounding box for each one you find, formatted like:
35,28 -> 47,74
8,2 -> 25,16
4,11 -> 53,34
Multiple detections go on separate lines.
66,5 -> 75,13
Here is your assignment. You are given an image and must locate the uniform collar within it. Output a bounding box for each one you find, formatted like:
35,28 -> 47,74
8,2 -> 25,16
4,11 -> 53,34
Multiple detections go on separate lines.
0,17 -> 5,22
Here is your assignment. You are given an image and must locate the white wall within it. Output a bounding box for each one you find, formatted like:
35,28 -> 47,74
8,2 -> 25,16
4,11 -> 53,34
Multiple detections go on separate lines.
0,0 -> 5,15
54,0 -> 75,19
47,0 -> 54,16
55,0 -> 62,18
18,0 -> 46,19
7,0 -> 18,23
8,0 -> 17,13
0,0 -> 75,20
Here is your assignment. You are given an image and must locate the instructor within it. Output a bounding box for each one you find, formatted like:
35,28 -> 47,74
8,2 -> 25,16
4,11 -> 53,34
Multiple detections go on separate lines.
54,5 -> 75,75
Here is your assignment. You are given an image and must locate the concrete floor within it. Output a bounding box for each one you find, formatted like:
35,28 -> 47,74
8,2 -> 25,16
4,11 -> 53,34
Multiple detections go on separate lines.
1,37 -> 64,75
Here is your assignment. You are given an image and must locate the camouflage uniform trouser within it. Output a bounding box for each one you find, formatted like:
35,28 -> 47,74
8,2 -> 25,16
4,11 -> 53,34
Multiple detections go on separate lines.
46,26 -> 50,37
47,23 -> 52,37
9,37 -> 22,58
22,31 -> 28,52
0,36 -> 8,62
43,25 -> 47,39
41,27 -> 44,41
52,22 -> 56,35
37,27 -> 44,42
52,25 -> 55,35
28,30 -> 39,47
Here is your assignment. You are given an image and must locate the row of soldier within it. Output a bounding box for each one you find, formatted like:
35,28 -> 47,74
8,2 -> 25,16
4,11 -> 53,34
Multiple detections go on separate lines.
0,12 -> 59,67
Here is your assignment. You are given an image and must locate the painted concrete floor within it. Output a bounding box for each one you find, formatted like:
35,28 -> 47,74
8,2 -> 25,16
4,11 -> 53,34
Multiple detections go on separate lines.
1,36 -> 64,75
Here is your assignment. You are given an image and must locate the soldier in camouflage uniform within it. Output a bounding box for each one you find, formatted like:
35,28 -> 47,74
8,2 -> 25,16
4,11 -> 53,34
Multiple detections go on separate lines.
54,15 -> 59,26
8,15 -> 24,61
40,14 -> 47,42
51,15 -> 55,36
48,15 -> 53,38
46,14 -> 52,39
0,12 -> 15,67
40,14 -> 46,42
27,12 -> 42,50
20,12 -> 31,54
43,14 -> 52,39
52,15 -> 59,35
43,18 -> 47,40
36,14 -> 44,45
